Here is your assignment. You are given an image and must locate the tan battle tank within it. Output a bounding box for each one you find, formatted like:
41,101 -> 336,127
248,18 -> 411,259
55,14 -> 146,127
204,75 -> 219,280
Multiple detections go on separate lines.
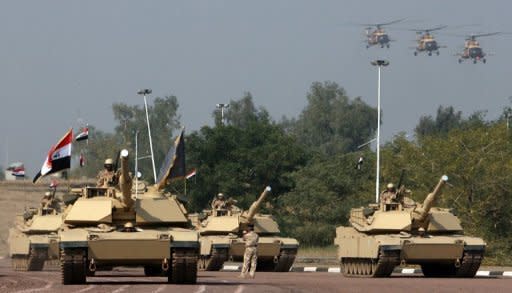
196,186 -> 299,272
8,188 -> 64,271
58,149 -> 199,284
334,175 -> 486,277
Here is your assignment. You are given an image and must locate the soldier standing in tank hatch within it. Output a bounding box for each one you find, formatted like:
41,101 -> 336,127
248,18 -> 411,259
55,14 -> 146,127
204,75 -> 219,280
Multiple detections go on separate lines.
211,193 -> 227,210
239,224 -> 259,278
380,183 -> 397,203
96,158 -> 116,187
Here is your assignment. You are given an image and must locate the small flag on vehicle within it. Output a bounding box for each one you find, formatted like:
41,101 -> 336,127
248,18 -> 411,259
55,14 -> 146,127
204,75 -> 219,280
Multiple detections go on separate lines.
33,129 -> 73,183
75,127 -> 89,141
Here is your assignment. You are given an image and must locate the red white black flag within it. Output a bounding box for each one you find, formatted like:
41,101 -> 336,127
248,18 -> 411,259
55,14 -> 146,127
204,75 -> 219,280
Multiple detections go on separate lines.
75,126 -> 89,141
33,129 -> 73,183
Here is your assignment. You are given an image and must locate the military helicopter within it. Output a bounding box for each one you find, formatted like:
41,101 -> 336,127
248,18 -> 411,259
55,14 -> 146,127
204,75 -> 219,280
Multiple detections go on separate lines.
456,32 -> 500,64
410,25 -> 447,56
362,19 -> 404,49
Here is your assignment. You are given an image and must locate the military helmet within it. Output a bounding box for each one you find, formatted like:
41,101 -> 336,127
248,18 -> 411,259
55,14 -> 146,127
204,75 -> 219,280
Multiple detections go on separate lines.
386,183 -> 395,189
124,222 -> 134,228
217,193 -> 224,198
44,191 -> 51,197
104,158 -> 113,165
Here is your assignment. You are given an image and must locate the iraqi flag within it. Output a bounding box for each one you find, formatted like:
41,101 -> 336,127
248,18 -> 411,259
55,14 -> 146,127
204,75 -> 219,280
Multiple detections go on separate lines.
33,129 -> 73,183
75,127 -> 88,141
12,165 -> 25,177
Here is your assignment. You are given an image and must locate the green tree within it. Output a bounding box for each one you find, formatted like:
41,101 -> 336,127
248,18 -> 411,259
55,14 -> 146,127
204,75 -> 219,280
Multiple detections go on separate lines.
277,151 -> 374,246
111,95 -> 181,181
0,166 -> 4,180
288,81 -> 378,156
186,96 -> 307,212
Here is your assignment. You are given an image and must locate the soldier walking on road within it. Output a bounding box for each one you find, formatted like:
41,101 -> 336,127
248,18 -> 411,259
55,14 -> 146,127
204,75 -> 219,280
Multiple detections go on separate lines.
240,224 -> 259,279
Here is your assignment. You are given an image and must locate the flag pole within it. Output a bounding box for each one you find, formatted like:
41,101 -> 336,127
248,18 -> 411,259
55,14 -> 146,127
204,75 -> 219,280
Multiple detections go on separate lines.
184,177 -> 187,196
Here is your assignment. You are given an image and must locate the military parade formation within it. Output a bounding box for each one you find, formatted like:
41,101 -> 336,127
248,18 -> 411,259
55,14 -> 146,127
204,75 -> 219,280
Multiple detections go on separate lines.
3,13 -> 504,289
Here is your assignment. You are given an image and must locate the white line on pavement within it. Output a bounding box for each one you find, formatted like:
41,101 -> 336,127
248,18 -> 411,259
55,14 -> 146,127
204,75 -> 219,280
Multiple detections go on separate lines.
14,277 -> 54,293
194,285 -> 206,293
151,285 -> 167,293
111,285 -> 131,293
234,285 -> 244,293
328,267 -> 341,273
476,271 -> 490,276
73,285 -> 97,293
401,268 -> 416,274
304,267 -> 317,272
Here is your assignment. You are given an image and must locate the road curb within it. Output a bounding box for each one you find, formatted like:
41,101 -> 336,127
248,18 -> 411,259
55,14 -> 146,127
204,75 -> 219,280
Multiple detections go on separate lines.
222,265 -> 512,277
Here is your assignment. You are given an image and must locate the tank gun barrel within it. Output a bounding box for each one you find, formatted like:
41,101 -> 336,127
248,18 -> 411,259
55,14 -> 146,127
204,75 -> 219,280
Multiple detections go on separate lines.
246,186 -> 271,223
414,175 -> 448,222
119,149 -> 134,208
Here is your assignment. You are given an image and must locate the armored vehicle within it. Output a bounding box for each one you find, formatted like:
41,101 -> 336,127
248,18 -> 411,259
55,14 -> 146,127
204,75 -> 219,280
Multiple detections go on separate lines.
334,175 -> 486,278
196,186 -> 299,272
8,188 -> 64,271
58,149 -> 199,284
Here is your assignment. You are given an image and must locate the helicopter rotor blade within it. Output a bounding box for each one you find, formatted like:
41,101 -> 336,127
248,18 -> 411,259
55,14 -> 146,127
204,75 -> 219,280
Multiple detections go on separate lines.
361,18 -> 406,28
468,32 -> 501,39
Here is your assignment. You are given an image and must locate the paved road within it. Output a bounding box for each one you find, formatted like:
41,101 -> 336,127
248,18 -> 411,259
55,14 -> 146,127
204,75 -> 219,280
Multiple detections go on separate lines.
1,259 -> 512,293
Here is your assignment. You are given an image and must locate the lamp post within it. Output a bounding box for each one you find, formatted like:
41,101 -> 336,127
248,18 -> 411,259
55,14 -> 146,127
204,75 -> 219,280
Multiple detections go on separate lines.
216,103 -> 230,125
371,60 -> 389,203
137,88 -> 157,184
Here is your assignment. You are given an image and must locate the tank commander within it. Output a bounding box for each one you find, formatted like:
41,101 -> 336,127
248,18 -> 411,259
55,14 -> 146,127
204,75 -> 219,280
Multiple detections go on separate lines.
96,158 -> 116,187
211,193 -> 227,210
40,191 -> 52,209
239,224 -> 259,279
380,183 -> 397,203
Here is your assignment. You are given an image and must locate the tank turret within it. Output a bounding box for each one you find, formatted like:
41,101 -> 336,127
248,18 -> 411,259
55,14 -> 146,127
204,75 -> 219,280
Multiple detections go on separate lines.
412,175 -> 448,223
245,186 -> 271,223
118,149 -> 134,209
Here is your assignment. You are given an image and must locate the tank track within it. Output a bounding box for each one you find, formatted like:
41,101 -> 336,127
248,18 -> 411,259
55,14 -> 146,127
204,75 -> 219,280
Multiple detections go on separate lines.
421,250 -> 484,278
61,248 -> 87,285
11,247 -> 47,271
341,250 -> 400,277
168,248 -> 198,284
200,247 -> 228,271
274,249 -> 297,272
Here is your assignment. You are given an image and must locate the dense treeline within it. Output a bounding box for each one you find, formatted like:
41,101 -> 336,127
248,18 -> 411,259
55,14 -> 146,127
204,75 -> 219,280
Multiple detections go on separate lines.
70,81 -> 512,264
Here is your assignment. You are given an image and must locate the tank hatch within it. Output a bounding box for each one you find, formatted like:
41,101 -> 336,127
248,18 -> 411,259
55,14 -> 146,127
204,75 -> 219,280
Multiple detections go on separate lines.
254,216 -> 280,234
65,198 -> 112,224
27,215 -> 62,232
200,216 -> 239,234
135,197 -> 188,224
427,211 -> 463,232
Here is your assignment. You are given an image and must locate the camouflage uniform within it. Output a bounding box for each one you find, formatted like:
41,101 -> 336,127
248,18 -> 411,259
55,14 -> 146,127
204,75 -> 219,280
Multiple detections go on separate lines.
96,169 -> 115,187
240,229 -> 259,278
380,183 -> 397,203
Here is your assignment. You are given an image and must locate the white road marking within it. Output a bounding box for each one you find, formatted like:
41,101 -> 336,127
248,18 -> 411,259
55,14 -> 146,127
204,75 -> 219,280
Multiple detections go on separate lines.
151,285 -> 167,293
401,268 -> 416,274
234,285 -> 244,293
14,277 -> 54,293
476,270 -> 490,276
503,271 -> 512,277
304,267 -> 317,272
73,285 -> 97,293
223,265 -> 240,271
194,285 -> 206,293
328,267 -> 341,273
111,285 -> 131,293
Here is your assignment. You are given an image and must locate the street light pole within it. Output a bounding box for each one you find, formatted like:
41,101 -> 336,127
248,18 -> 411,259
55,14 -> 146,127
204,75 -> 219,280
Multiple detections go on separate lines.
371,60 -> 389,203
137,88 -> 157,184
216,103 -> 230,125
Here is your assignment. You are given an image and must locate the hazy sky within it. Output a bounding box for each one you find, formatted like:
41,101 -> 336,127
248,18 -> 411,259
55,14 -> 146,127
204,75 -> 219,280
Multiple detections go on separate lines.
1,0 -> 511,175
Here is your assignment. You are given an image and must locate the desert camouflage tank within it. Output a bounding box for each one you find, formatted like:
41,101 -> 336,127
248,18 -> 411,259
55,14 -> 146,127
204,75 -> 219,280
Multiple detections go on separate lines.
196,186 -> 299,272
334,175 -> 486,277
58,149 -> 199,284
8,187 -> 65,271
